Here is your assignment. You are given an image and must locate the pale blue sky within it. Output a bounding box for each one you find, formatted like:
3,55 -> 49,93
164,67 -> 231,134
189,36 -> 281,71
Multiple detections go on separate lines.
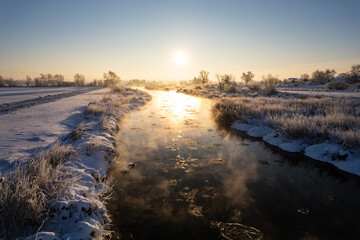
0,0 -> 359,81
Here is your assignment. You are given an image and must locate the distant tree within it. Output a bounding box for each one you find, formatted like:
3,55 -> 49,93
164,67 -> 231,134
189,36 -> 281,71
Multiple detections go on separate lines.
91,79 -> 98,86
346,64 -> 360,83
300,73 -> 309,80
98,79 -> 104,87
47,74 -> 55,86
74,74 -> 85,86
6,78 -> 16,87
312,69 -> 336,83
54,74 -> 64,86
39,74 -> 47,86
0,75 -> 4,87
103,71 -> 120,86
240,71 -> 255,85
198,70 -> 209,85
25,75 -> 32,87
215,73 -> 234,90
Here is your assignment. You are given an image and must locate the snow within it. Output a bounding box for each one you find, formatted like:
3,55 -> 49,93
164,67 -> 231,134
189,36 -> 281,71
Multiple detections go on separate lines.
277,84 -> 325,90
232,121 -> 360,176
263,132 -> 284,147
304,143 -> 360,175
247,126 -> 272,138
278,141 -> 308,153
0,87 -> 94,105
231,121 -> 257,132
0,88 -> 110,170
278,89 -> 360,99
0,87 -> 152,239
304,143 -> 344,161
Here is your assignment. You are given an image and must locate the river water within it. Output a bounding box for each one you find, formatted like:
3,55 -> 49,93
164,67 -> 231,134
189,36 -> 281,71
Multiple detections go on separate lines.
108,90 -> 360,240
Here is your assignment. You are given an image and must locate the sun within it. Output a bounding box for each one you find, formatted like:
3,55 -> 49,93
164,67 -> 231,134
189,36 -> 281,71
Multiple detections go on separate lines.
173,51 -> 187,66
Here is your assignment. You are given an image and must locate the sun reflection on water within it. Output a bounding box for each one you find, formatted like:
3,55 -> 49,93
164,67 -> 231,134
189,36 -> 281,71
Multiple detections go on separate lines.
155,90 -> 201,125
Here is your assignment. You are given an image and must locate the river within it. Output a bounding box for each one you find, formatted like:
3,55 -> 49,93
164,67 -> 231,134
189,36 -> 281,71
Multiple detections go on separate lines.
108,90 -> 360,240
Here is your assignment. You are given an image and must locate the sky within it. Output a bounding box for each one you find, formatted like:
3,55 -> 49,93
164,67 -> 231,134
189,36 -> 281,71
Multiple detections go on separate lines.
0,0 -> 359,82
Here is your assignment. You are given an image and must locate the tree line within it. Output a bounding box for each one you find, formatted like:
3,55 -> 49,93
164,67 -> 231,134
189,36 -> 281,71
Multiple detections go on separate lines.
187,64 -> 360,87
0,71 -> 121,87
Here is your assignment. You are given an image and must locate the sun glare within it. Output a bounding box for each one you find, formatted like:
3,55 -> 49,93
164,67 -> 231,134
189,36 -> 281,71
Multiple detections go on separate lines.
173,51 -> 187,66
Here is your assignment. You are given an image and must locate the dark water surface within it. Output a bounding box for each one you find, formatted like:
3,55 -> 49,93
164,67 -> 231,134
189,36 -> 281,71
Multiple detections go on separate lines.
108,90 -> 360,240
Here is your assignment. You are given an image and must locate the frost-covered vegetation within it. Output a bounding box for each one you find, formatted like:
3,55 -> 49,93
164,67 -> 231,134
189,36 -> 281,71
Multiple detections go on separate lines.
0,144 -> 76,239
213,97 -> 360,149
0,87 -> 151,239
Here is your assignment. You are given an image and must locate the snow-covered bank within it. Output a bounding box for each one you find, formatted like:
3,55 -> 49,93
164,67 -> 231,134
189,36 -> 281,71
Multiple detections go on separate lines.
0,88 -> 110,169
231,120 -> 360,176
212,96 -> 360,177
0,88 -> 151,239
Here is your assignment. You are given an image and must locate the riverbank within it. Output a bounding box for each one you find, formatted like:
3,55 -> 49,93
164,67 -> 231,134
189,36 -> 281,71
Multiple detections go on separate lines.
212,97 -> 360,176
0,87 -> 151,239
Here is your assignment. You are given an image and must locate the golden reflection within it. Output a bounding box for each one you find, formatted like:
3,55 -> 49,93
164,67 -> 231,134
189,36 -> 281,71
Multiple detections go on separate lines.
155,90 -> 201,125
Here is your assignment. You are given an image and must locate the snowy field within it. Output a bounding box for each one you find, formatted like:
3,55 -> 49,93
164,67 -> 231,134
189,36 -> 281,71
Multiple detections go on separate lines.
0,87 -> 110,170
278,89 -> 360,98
0,87 -> 96,104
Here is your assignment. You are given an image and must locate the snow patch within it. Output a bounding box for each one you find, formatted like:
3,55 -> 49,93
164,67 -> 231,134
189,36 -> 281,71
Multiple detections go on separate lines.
247,126 -> 272,138
231,121 -> 257,132
279,141 -> 308,153
263,132 -> 284,147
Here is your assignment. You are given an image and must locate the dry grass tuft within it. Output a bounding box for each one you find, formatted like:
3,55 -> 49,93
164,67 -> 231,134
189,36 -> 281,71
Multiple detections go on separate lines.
70,123 -> 86,140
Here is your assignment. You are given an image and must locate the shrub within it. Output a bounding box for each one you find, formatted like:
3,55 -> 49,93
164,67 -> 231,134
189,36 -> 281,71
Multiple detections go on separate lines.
111,86 -> 125,94
325,81 -> 350,90
248,81 -> 260,91
70,123 -> 85,140
262,74 -> 279,95
225,83 -> 238,93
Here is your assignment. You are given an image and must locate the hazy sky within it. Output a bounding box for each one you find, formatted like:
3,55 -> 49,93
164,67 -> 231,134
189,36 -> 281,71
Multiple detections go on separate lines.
0,0 -> 359,81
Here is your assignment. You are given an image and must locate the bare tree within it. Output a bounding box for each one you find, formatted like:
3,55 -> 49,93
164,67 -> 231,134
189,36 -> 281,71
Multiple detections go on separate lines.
300,73 -> 309,80
74,74 -> 85,86
103,71 -> 120,86
25,75 -> 32,87
215,73 -> 233,90
312,69 -> 336,83
347,64 -> 360,83
198,70 -> 209,85
0,75 -> 4,87
54,74 -> 64,86
240,71 -> 255,85
47,74 -> 55,86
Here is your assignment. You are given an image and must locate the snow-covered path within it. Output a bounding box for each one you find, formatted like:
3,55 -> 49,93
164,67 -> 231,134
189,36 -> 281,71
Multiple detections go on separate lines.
0,88 -> 110,169
0,87 -> 95,104
0,88 -> 100,113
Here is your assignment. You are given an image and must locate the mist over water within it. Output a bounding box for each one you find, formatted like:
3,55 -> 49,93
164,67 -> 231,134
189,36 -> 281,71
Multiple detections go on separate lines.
108,90 -> 360,240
